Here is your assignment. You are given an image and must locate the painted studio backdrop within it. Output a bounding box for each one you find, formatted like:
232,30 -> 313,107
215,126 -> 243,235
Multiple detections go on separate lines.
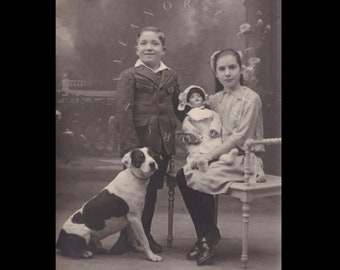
56,0 -> 281,175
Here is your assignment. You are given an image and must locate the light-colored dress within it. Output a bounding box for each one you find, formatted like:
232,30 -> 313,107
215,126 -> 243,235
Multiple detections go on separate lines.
182,107 -> 223,182
186,86 -> 265,195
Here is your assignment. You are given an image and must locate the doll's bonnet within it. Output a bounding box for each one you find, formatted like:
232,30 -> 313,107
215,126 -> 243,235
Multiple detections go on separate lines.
178,85 -> 209,111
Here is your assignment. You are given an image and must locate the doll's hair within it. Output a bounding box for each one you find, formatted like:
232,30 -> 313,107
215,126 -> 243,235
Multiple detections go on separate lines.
186,87 -> 206,102
211,48 -> 244,92
137,26 -> 165,46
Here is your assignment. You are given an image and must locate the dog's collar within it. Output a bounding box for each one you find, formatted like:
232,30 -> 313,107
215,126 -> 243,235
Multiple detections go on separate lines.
130,170 -> 150,181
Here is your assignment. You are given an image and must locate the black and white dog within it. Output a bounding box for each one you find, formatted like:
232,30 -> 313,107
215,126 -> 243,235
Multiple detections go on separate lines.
56,147 -> 163,262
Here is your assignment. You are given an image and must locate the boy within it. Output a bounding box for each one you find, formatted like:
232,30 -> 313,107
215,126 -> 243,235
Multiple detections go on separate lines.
112,26 -> 185,254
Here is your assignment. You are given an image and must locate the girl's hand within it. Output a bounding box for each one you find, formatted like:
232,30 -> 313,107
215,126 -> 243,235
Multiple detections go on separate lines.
190,156 -> 201,170
190,154 -> 212,170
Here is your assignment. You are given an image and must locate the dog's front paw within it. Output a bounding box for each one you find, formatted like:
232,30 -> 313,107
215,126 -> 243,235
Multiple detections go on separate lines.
148,253 -> 163,262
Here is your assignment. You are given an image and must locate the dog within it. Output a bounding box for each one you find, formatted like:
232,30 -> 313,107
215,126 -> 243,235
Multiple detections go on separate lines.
56,147 -> 163,262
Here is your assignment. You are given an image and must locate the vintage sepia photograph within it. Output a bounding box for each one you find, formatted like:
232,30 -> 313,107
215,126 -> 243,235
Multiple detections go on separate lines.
56,0 -> 281,269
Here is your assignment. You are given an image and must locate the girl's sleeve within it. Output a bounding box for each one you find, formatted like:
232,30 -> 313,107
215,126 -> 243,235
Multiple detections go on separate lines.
229,95 -> 262,148
115,70 -> 139,156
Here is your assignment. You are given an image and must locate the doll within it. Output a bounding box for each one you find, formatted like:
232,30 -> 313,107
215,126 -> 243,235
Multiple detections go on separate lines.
178,85 -> 239,173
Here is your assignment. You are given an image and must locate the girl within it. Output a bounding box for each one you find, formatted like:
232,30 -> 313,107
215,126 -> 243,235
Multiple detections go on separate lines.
176,48 -> 265,265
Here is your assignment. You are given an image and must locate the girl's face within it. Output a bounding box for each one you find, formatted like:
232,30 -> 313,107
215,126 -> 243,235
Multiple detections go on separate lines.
215,54 -> 242,91
188,92 -> 204,108
136,31 -> 165,70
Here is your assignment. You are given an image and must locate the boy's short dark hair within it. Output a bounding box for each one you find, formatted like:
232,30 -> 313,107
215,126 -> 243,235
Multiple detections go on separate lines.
187,88 -> 206,102
137,26 -> 165,46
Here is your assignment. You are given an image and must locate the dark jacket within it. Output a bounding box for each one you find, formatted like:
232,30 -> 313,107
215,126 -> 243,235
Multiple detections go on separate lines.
115,65 -> 185,157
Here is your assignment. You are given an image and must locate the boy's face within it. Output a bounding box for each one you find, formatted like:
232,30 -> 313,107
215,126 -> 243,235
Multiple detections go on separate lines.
188,92 -> 204,108
136,31 -> 165,69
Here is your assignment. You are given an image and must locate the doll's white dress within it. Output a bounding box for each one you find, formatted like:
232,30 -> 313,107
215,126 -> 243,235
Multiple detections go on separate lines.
182,107 -> 223,185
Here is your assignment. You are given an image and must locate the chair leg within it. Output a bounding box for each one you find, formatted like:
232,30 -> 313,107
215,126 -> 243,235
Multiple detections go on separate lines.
167,184 -> 175,247
241,201 -> 250,269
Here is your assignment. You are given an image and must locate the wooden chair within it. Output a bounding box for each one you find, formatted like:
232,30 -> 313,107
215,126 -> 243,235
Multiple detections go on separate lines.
166,138 -> 281,269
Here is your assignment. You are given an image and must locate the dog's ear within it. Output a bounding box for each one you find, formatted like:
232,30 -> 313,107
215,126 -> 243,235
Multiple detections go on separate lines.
121,151 -> 131,167
147,148 -> 163,164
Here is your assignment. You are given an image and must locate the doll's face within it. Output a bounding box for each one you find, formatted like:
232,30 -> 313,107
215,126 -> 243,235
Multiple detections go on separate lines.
188,92 -> 204,108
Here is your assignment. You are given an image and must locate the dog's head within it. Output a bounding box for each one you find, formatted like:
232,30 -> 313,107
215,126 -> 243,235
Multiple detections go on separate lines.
121,147 -> 162,179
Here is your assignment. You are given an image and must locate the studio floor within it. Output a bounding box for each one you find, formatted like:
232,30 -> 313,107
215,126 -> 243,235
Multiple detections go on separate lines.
55,154 -> 281,270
